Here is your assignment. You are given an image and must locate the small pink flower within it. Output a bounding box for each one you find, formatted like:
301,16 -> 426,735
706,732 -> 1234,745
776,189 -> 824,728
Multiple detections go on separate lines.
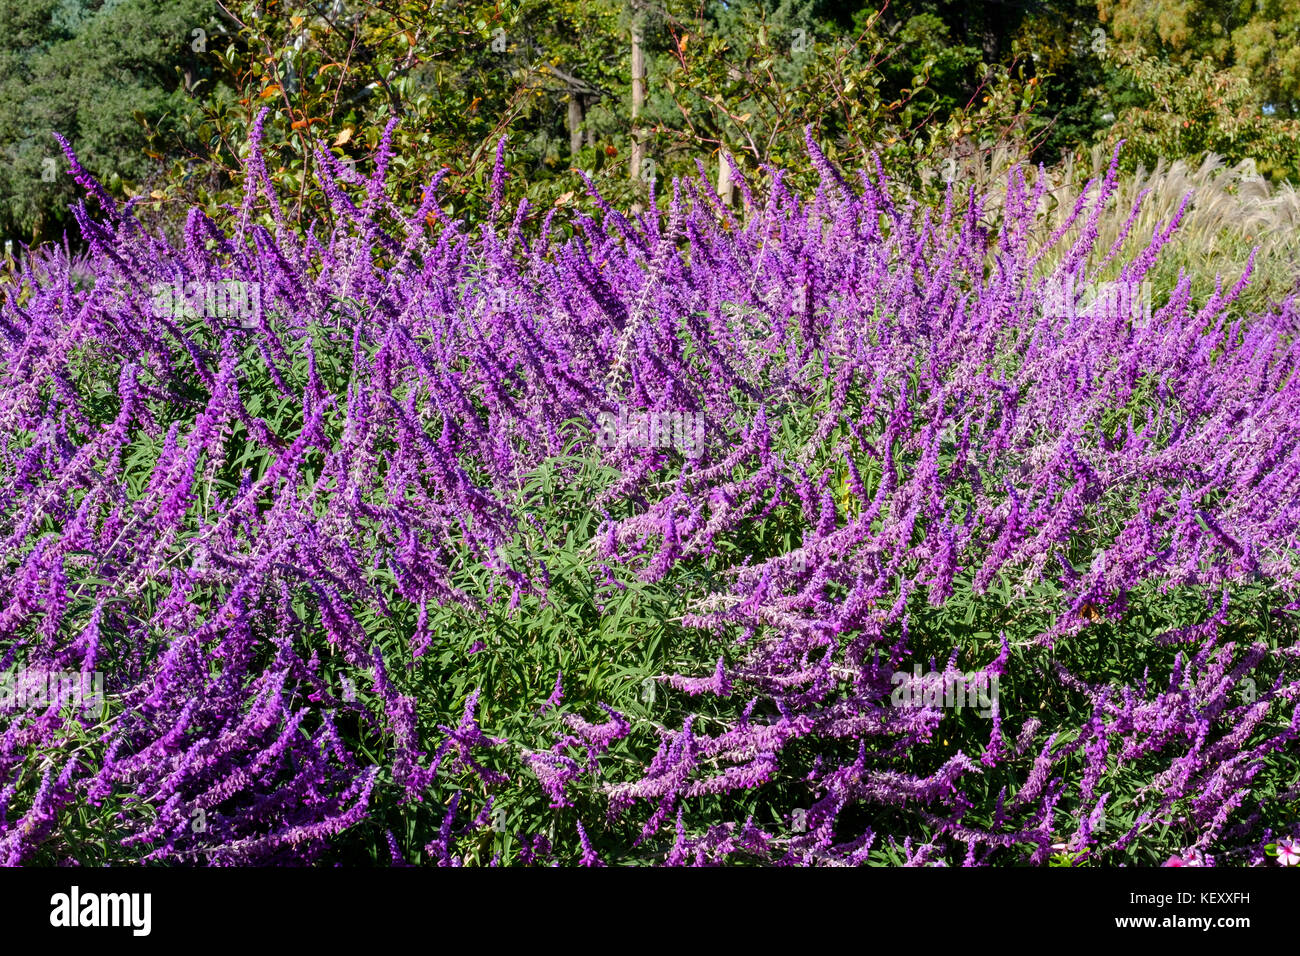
1163,855 -> 1186,867
1277,841 -> 1300,867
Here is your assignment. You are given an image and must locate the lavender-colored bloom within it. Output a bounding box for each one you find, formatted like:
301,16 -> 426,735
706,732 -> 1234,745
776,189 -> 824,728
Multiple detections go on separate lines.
2,118 -> 1298,868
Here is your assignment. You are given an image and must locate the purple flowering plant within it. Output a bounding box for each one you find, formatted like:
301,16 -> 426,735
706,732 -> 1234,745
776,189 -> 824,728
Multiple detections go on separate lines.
1,114 -> 1299,866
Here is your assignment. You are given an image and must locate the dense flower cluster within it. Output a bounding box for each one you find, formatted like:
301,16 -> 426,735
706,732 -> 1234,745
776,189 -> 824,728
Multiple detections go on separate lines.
1,116 -> 1297,865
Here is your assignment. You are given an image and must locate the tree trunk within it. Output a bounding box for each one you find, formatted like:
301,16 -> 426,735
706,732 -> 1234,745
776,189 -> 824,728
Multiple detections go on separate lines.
630,25 -> 646,204
717,151 -> 733,207
568,94 -> 584,159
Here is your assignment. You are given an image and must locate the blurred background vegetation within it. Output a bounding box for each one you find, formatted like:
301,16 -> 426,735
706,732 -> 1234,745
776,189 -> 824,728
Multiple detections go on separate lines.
1,0 -> 1298,250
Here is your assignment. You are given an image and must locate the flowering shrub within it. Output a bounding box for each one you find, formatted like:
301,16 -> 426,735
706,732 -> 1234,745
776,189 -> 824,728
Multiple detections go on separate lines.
1,116 -> 1298,865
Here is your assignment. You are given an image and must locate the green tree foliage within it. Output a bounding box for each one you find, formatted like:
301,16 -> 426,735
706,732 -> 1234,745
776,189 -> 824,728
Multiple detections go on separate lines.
6,0 -> 1295,252
141,0 -> 1047,236
0,0 -> 218,246
142,0 -> 634,234
1098,0 -> 1300,116
833,1 -> 1114,168
644,0 -> 1047,200
1097,43 -> 1300,181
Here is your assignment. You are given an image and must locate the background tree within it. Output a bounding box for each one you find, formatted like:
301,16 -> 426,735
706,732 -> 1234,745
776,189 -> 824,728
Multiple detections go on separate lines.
0,0 -> 218,247
5,0 -> 1298,251
1097,0 -> 1300,116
